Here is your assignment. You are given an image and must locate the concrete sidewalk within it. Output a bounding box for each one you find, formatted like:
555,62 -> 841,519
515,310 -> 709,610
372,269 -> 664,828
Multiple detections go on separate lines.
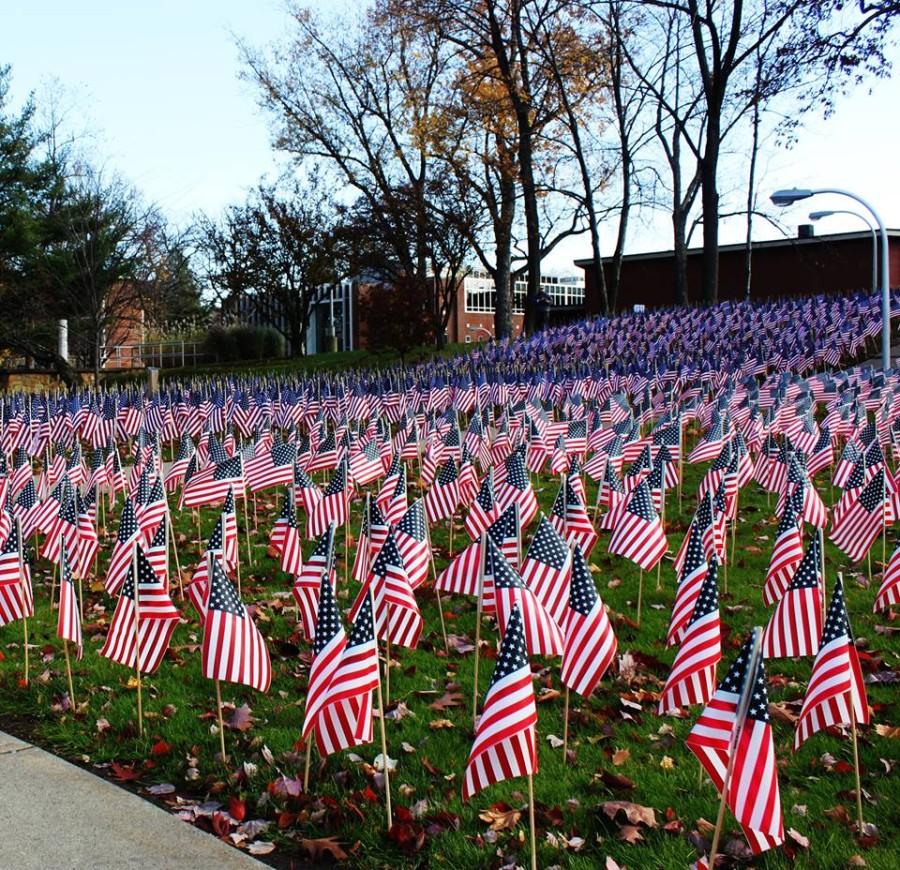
0,731 -> 264,869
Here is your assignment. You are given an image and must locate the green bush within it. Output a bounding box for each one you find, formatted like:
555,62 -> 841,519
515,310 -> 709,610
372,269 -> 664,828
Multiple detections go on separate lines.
203,325 -> 285,362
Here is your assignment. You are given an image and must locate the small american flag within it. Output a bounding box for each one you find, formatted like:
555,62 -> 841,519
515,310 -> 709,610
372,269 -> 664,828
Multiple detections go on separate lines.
495,450 -> 537,527
486,535 -> 562,657
105,497 -> 141,595
100,544 -> 180,674
201,556 -> 272,692
463,604 -> 536,800
180,454 -> 244,510
394,498 -> 430,589
57,540 -> 83,660
875,538 -> 900,611
465,468 -> 500,540
561,544 -> 616,698
667,523 -> 709,647
313,589 -> 379,756
425,456 -> 460,523
520,513 -> 571,626
292,523 -> 336,639
762,535 -> 823,659
302,570 -> 346,739
829,469 -> 885,563
763,488 -> 804,606
608,479 -> 668,571
307,460 -> 349,538
794,577 -> 869,749
244,440 -> 296,493
686,632 -> 784,854
0,522 -> 33,625
659,559 -> 721,714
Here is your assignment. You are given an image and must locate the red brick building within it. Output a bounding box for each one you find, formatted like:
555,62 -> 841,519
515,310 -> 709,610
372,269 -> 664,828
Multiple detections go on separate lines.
574,228 -> 900,314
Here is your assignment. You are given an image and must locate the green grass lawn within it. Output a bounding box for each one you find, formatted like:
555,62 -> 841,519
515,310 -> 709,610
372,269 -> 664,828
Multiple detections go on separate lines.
0,454 -> 897,869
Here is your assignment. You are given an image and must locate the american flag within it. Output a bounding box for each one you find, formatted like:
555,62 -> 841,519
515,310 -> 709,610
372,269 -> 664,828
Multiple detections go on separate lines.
312,590 -> 379,756
794,577 -> 869,749
425,456 -> 460,523
352,497 -> 388,584
550,477 -> 598,555
465,468 -> 500,540
394,498 -> 430,590
495,450 -> 538,527
277,494 -> 304,576
486,535 -> 562,657
221,486 -> 238,568
201,556 -> 271,691
57,540 -> 83,660
138,475 -> 167,540
829,469 -> 885,563
597,459 -> 626,531
875,538 -> 900,611
292,523 -> 336,639
0,522 -> 33,625
353,527 -> 422,649
180,455 -> 244,509
659,559 -> 721,714
561,544 -> 616,698
763,489 -> 804,606
13,479 -> 41,541
269,490 -> 294,556
244,440 -> 296,493
307,459 -> 349,538
145,515 -> 168,585
762,535 -> 823,659
349,438 -> 384,486
100,544 -> 180,674
608,479 -> 668,571
164,434 -> 195,492
302,570 -> 346,739
105,497 -> 142,595
686,632 -> 784,854
462,604 -> 536,800
667,524 -> 710,647
293,465 -> 322,513
378,461 -> 408,525
41,488 -> 78,565
520,513 -> 571,627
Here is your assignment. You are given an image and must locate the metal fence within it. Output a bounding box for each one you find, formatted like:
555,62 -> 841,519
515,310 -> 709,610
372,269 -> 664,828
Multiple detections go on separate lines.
101,341 -> 211,371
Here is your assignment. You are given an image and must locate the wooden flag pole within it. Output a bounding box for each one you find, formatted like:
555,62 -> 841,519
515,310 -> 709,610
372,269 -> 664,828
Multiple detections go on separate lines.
241,488 -> 254,567
527,772 -> 538,870
472,531 -> 487,726
707,627 -> 763,870
850,703 -> 865,833
383,602 -> 392,708
63,639 -> 76,709
16,518 -> 29,686
375,647 -> 393,830
165,505 -> 184,599
819,527 -> 827,625
425,520 -> 449,655
131,543 -> 144,738
215,679 -> 227,764
303,737 -> 313,792
657,483 -> 666,591
562,687 -> 570,762
637,568 -> 643,627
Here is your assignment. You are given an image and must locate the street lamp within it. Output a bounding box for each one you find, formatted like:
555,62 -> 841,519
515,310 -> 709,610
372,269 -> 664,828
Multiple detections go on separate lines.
770,187 -> 891,371
808,209 -> 877,296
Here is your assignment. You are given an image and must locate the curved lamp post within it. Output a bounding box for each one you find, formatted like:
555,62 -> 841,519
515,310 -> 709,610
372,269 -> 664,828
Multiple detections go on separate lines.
809,209 -> 877,296
770,187 -> 891,371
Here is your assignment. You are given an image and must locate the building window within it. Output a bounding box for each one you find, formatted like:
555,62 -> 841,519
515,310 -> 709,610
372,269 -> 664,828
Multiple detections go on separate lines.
465,335 -> 472,343
464,270 -> 584,314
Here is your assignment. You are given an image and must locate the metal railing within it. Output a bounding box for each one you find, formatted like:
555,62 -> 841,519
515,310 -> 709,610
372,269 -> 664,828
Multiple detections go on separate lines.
101,340 -> 211,371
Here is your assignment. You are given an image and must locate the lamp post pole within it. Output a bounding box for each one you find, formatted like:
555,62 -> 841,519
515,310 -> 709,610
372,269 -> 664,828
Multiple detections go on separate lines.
809,209 -> 877,296
772,187 -> 891,371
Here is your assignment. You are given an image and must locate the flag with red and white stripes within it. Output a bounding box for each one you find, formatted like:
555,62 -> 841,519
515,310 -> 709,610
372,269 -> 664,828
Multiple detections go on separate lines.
685,633 -> 784,854
608,479 -> 668,571
520,513 -> 571,627
794,577 -> 869,749
561,544 -> 616,698
302,570 -> 346,739
667,524 -> 710,647
0,522 -> 33,625
312,589 -> 379,756
292,523 -> 336,639
100,545 -> 180,675
201,556 -> 271,691
105,497 -> 142,595
462,604 -> 536,800
829,469 -> 886,563
57,541 -> 83,660
307,460 -> 349,538
875,538 -> 900,611
659,559 -> 721,714
762,535 -> 823,659
763,488 -> 804,607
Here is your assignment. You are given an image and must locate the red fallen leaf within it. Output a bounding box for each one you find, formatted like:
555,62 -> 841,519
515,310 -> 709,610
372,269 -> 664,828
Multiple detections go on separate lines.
110,762 -> 141,782
361,786 -> 379,804
16,678 -> 28,688
422,756 -> 442,776
277,810 -> 296,828
211,811 -> 232,838
229,796 -> 247,822
594,769 -> 636,791
663,819 -> 684,834
835,760 -> 855,775
388,820 -> 426,854
300,837 -> 349,861
151,739 -> 172,757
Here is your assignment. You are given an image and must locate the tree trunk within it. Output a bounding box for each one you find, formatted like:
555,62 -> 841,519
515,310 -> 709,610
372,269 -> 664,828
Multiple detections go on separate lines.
699,122 -> 721,304
609,149 -> 632,311
494,172 -> 516,340
517,123 -> 542,335
672,207 -> 690,305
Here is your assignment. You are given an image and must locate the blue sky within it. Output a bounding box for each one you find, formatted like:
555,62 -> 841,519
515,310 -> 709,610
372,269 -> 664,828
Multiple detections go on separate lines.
4,1 -> 900,273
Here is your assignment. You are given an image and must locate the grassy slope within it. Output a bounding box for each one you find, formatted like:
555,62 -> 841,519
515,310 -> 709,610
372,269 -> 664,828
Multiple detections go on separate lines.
0,452 -> 897,870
